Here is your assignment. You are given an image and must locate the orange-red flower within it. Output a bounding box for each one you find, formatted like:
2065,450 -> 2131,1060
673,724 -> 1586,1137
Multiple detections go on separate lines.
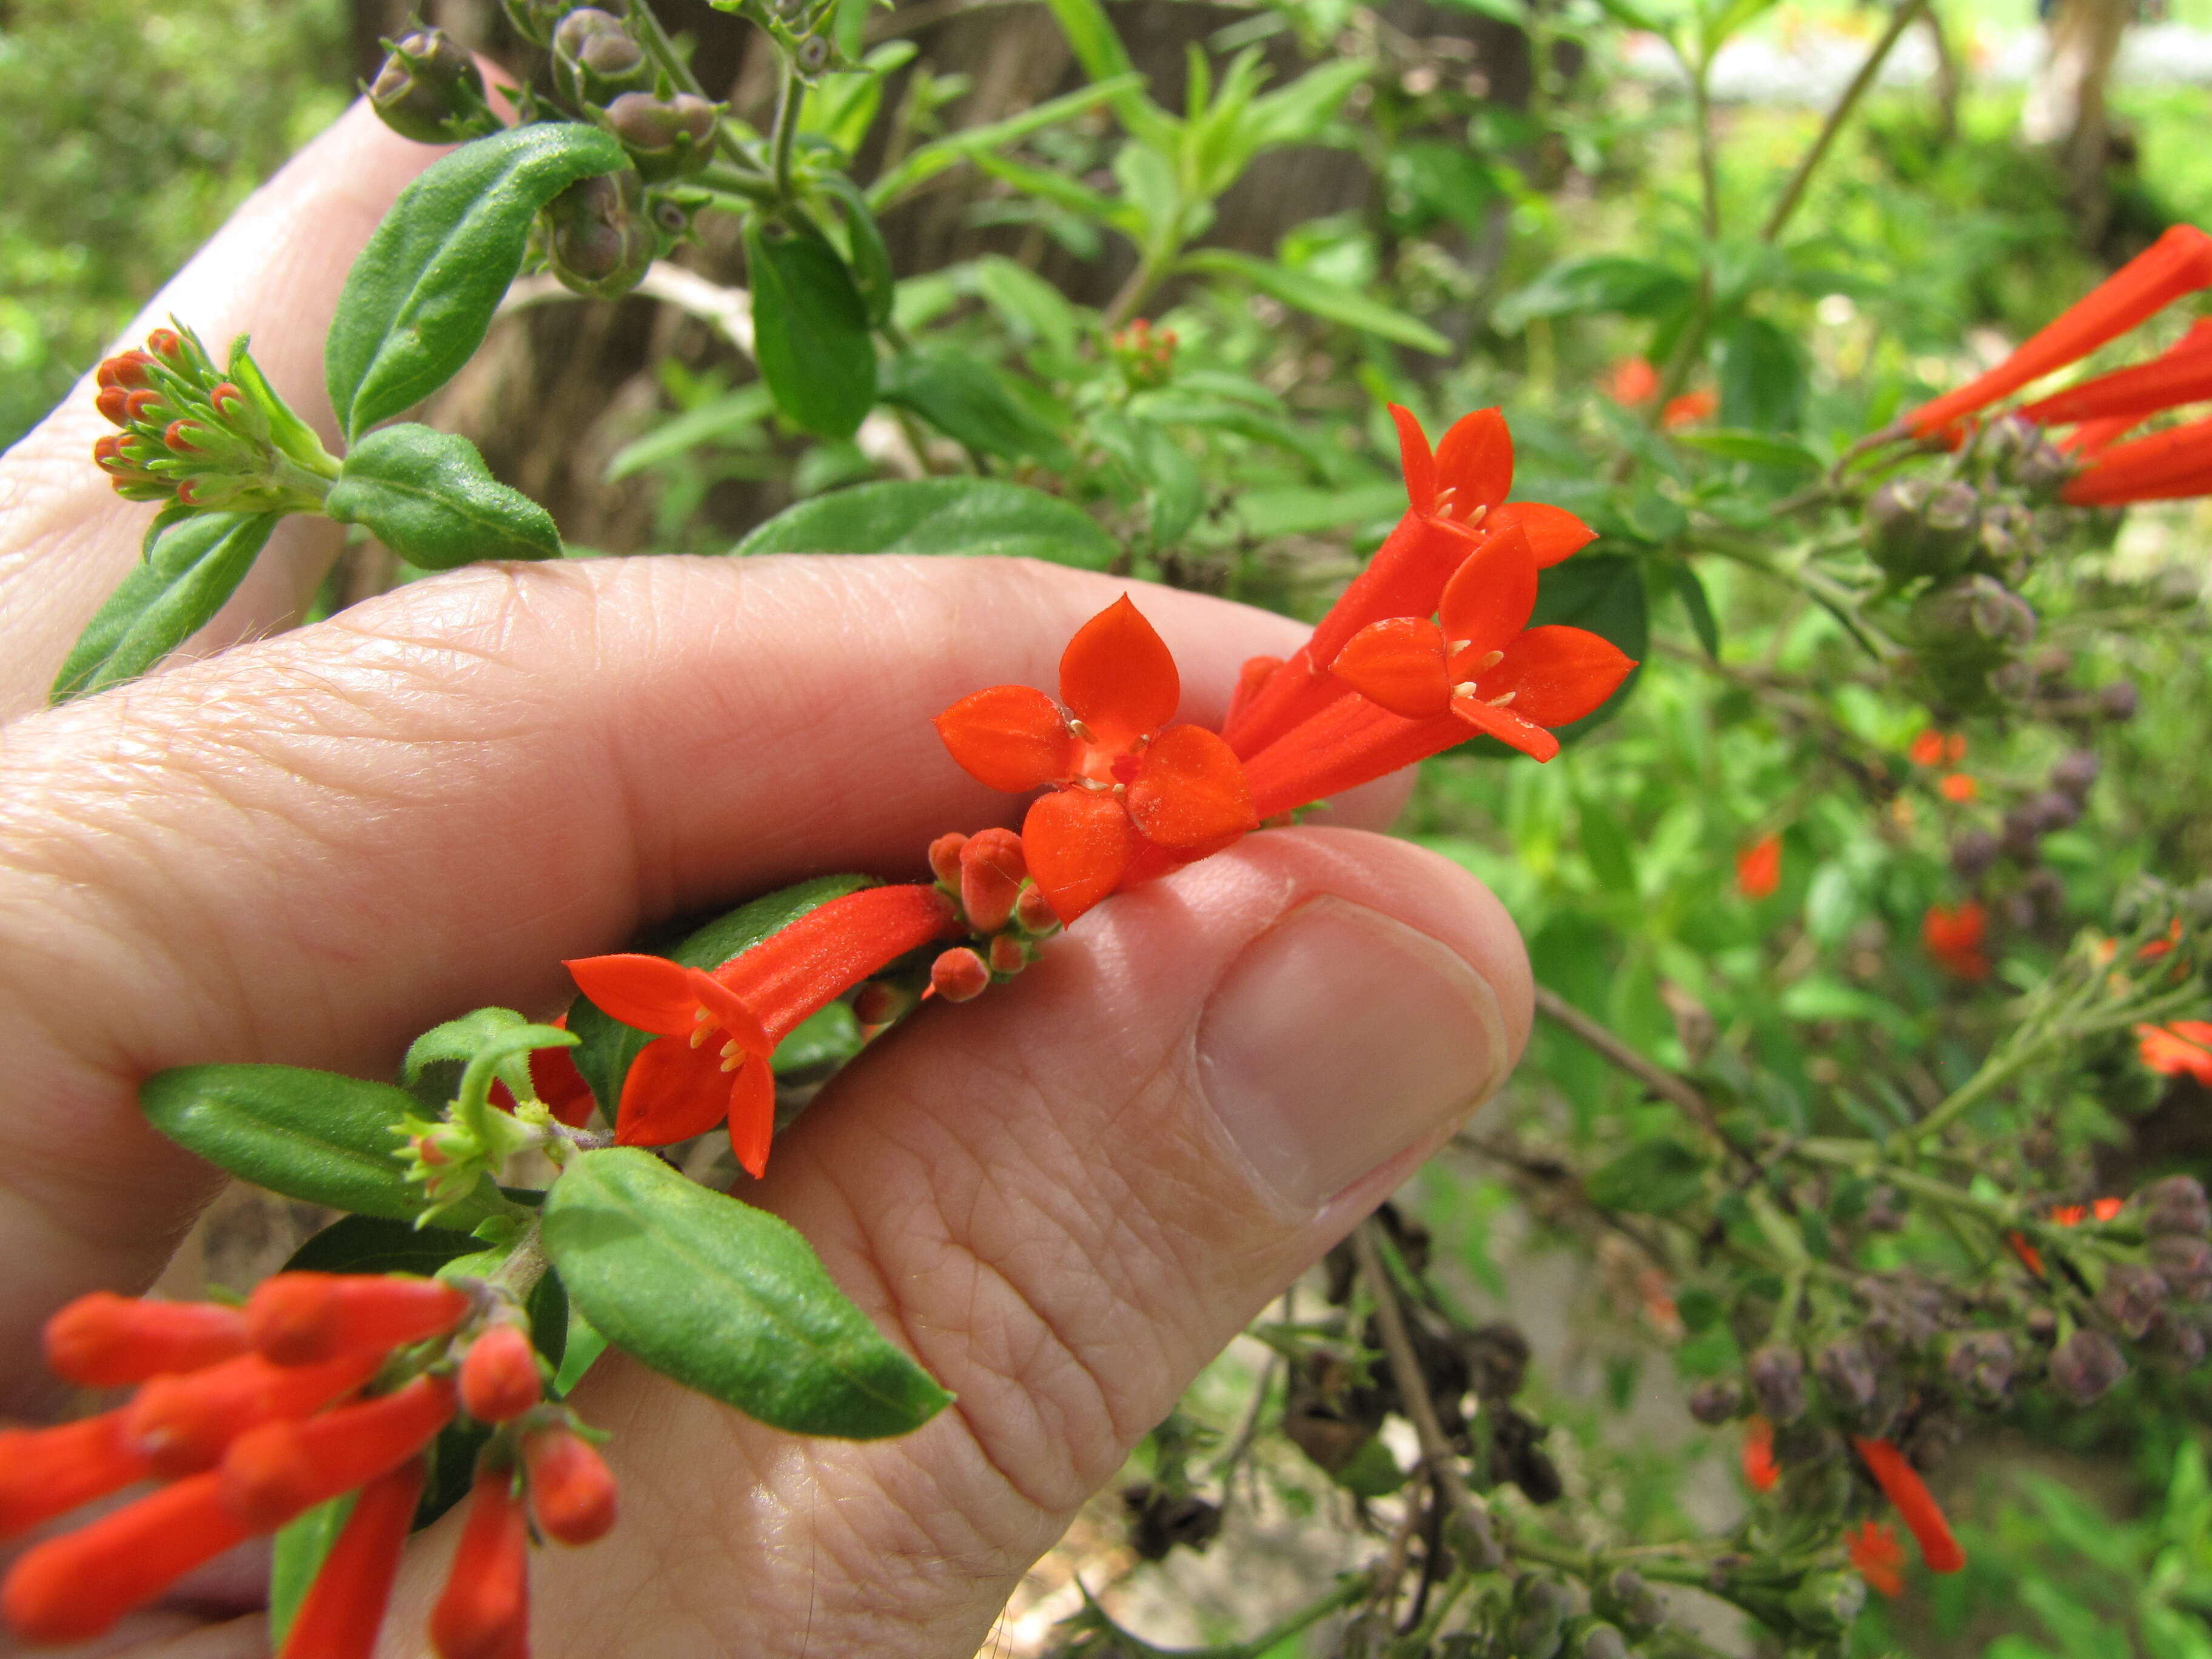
1849,1520 -> 1907,1598
276,1458 -> 424,1659
1852,1436 -> 1965,1574
568,883 -> 960,1169
1905,224 -> 2212,440
936,596 -> 1257,923
1939,773 -> 1977,803
1737,834 -> 1783,900
1607,357 -> 1661,406
1741,1415 -> 1779,1492
1923,901 -> 1991,982
1908,730 -> 1967,767
2063,414 -> 2212,506
2137,1019 -> 2212,1085
1661,389 -> 1718,429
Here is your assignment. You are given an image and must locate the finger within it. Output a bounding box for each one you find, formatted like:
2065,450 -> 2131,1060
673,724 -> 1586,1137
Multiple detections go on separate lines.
0,100 -> 449,719
0,554 -> 1392,1403
381,826 -> 1528,1657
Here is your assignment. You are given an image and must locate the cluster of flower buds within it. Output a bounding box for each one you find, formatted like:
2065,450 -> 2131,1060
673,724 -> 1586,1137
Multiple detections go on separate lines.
1896,572 -> 2039,713
367,27 -> 504,145
1,1272 -> 614,1655
920,828 -> 1062,1005
2016,1175 -> 2212,1401
1109,318 -> 1179,390
90,324 -> 337,512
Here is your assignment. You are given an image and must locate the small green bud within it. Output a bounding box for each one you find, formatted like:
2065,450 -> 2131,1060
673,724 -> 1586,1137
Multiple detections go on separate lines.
543,168 -> 656,298
552,7 -> 651,107
501,0 -> 580,46
1785,1569 -> 1866,1636
369,28 -> 500,144
603,90 -> 720,181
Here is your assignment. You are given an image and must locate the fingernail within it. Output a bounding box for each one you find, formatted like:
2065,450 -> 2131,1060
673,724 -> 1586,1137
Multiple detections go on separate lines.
1196,897 -> 1506,1210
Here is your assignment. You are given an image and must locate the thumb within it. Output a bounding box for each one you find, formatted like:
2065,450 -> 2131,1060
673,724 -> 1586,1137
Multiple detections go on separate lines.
472,827 -> 1529,1657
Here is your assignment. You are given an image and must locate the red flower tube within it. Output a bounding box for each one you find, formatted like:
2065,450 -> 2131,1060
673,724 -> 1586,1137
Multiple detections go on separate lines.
1905,224 -> 2212,438
220,1373 -> 458,1530
2022,315 -> 2212,429
0,1409 -> 153,1537
1852,1436 -> 1965,1573
43,1292 -> 249,1386
1737,834 -> 1783,900
431,1467 -> 532,1659
1741,1415 -> 1779,1492
247,1272 -> 471,1366
2061,413 -> 2212,505
522,1426 -> 618,1545
124,1348 -> 386,1477
461,1325 -> 543,1424
276,1457 -> 427,1659
1,1470 -> 253,1643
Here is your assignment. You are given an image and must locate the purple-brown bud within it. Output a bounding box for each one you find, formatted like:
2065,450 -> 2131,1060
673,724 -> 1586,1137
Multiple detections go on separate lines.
2100,681 -> 2139,722
369,28 -> 494,145
604,92 -> 719,180
1815,1338 -> 1879,1415
1687,1377 -> 1742,1425
2150,1234 -> 2212,1301
1943,1330 -> 2015,1403
1747,1345 -> 1806,1425
2049,1329 -> 2128,1404
544,167 -> 654,300
552,8 -> 649,106
2099,1264 -> 2170,1338
2050,749 -> 2100,800
2140,1175 -> 2210,1238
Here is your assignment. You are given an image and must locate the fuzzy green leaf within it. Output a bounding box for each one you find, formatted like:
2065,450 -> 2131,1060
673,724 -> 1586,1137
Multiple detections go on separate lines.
731,477 -> 1117,569
745,224 -> 877,440
327,424 -> 561,568
1176,248 -> 1449,355
50,511 -> 281,705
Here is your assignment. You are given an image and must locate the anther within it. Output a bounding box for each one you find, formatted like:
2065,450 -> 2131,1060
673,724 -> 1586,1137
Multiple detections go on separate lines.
1474,649 -> 1504,671
1452,681 -> 1481,699
1067,717 -> 1096,743
1488,691 -> 1517,708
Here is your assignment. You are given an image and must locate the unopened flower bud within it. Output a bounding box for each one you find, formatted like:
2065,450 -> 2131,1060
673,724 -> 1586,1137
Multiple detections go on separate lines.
2153,1313 -> 2209,1371
987,934 -> 1028,976
277,1456 -> 424,1659
797,35 -> 831,72
522,1426 -> 617,1543
2098,1263 -> 2170,1338
604,90 -> 719,180
125,388 -> 164,424
553,7 -> 649,106
431,1466 -> 531,1659
124,1349 -> 383,1477
1687,1376 -> 1743,1424
2049,1329 -> 2128,1404
500,0 -> 576,46
2140,1175 -> 2210,1237
1599,1567 -> 1663,1630
1014,882 -> 1059,935
2029,789 -> 2080,833
927,832 -> 968,888
930,947 -> 990,1003
1865,478 -> 1976,581
1747,1344 -> 1807,1426
246,1272 -> 469,1366
2023,866 -> 2066,919
544,167 -> 655,300
95,386 -> 131,425
0,1470 -> 250,1643
1815,1338 -> 1879,1414
851,979 -> 915,1026
1510,1578 -> 1575,1659
163,418 -> 204,454
369,28 -> 495,144
1951,828 -> 1999,881
1575,1623 -> 1631,1659
460,1324 -> 542,1423
2100,680 -> 2139,721
1787,1569 -> 1868,1636
2151,1235 -> 2212,1301
2050,749 -> 2100,800
44,1293 -> 249,1387
1943,1330 -> 2015,1403
220,1375 -> 458,1530
958,827 -> 1027,934
145,328 -> 183,364
0,1412 -> 151,1538
95,350 -> 155,390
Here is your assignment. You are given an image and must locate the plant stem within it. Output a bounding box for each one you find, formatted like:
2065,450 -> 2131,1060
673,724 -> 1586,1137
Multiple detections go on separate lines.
1102,250 -> 1170,332
1352,1222 -> 1504,1570
1532,984 -> 1724,1141
770,57 -> 803,206
1760,0 -> 1934,244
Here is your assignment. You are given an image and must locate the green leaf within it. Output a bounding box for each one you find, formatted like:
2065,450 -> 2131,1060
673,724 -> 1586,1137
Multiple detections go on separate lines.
1671,427 -> 1820,472
969,256 -> 1086,361
269,1495 -> 354,1646
1039,0 -> 1174,149
1176,248 -> 1449,355
745,223 -> 878,440
50,511 -> 281,704
731,477 -> 1118,569
326,424 -> 561,568
1672,563 -> 1721,660
1492,255 -> 1694,332
968,150 -> 1139,236
284,1213 -> 486,1276
566,874 -> 878,1119
1577,793 -> 1638,896
139,1065 -> 509,1228
543,1148 -> 953,1437
1585,1138 -> 1709,1213
1717,315 -> 1806,435
1239,57 -> 1369,151
326,124 -> 627,440
879,346 -> 1065,464
404,1006 -> 577,1103
818,175 -> 897,329
868,76 -> 1144,209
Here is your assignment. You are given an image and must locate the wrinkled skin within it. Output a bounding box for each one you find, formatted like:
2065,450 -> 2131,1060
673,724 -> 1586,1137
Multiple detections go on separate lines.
0,101 -> 1530,1658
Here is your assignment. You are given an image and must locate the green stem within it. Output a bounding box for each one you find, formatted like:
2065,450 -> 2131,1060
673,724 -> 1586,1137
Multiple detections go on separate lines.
1102,249 -> 1173,332
770,57 -> 803,206
1760,0 -> 1934,244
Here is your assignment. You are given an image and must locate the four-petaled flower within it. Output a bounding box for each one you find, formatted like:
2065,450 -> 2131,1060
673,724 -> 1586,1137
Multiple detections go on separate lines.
935,596 -> 1257,923
1848,1520 -> 1906,1598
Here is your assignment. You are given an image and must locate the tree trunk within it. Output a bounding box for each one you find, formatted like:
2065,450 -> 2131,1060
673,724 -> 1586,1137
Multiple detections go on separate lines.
2019,0 -> 2131,236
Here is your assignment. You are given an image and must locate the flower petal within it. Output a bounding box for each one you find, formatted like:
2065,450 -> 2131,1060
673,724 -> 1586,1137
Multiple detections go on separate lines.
1433,407 -> 1513,514
1059,595 -> 1179,745
1448,692 -> 1561,762
1225,654 -> 1284,731
1437,524 -> 1538,660
1330,618 -> 1452,719
1126,725 -> 1258,850
1481,625 -> 1635,728
726,1057 -> 777,1180
1487,501 -> 1595,568
685,968 -> 773,1057
1853,1438 -> 1965,1574
614,1036 -> 732,1146
564,954 -> 699,1037
1022,788 -> 1136,923
1389,403 -> 1438,515
934,685 -> 1075,793
529,1042 -> 597,1129
2021,317 -> 2212,426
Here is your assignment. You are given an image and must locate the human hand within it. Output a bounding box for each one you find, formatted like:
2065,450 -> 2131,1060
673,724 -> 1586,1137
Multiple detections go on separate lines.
0,104 -> 1530,1659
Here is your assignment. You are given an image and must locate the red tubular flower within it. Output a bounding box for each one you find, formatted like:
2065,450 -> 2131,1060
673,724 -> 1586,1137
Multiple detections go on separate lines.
1852,1436 -> 1965,1573
1849,1520 -> 1907,1598
0,1410 -> 153,1537
247,1272 -> 470,1366
1737,834 -> 1782,900
568,882 -> 959,1166
1905,224 -> 2212,438
522,1426 -> 618,1544
44,1292 -> 249,1387
431,1467 -> 531,1659
1,1470 -> 252,1643
2007,1231 -> 2046,1278
2024,316 -> 2212,429
220,1373 -> 459,1530
461,1326 -> 543,1424
124,1349 -> 385,1477
277,1457 -> 427,1659
2061,413 -> 2212,505
1741,1415 -> 1779,1492
1221,406 -> 1595,758
936,597 -> 1257,923
1922,901 -> 1990,982
2135,1021 -> 2212,1082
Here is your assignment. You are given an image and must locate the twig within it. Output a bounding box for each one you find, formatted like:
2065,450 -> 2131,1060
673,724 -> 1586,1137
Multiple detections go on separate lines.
1532,984 -> 1723,1141
1760,0 -> 1936,244
1351,1222 -> 1504,1570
